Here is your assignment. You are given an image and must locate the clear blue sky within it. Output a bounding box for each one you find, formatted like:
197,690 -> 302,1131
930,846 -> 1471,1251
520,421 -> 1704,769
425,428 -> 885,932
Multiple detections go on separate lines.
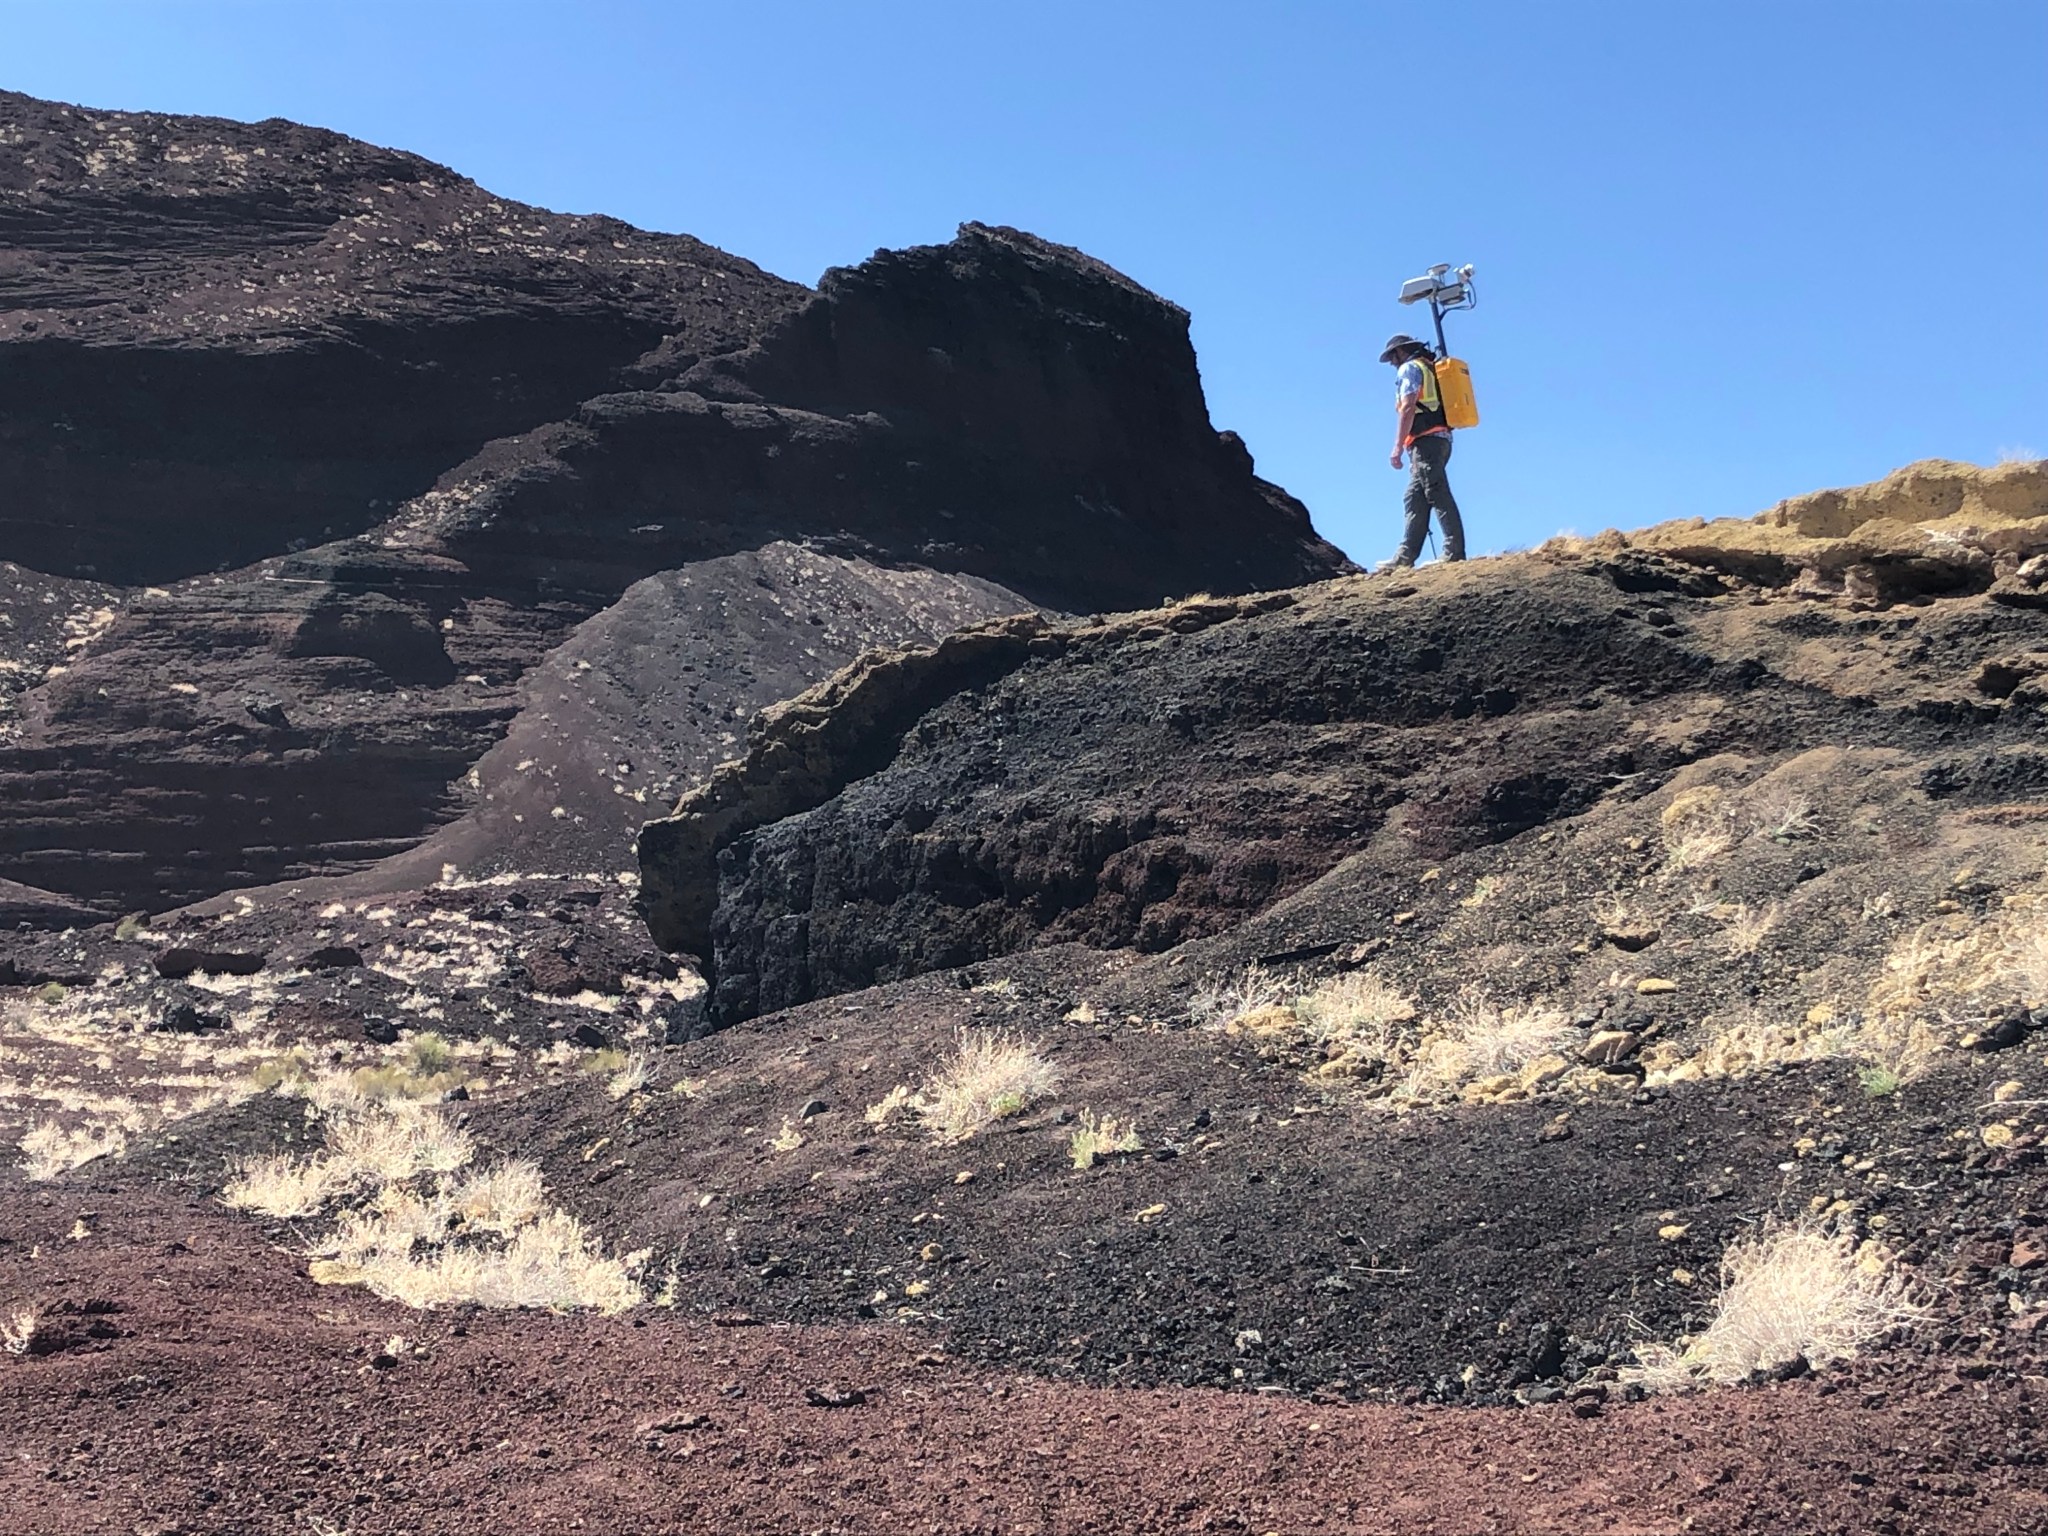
8,1 -> 2044,562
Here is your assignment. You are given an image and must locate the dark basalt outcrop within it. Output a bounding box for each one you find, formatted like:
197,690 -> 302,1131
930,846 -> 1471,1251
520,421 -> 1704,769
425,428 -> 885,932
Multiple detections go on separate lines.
0,94 -> 1347,917
0,89 -> 804,583
649,538 -> 2048,1025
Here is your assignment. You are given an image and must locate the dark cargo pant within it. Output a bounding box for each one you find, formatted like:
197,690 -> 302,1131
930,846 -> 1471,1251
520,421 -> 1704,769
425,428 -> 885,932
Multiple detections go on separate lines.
1394,431 -> 1465,565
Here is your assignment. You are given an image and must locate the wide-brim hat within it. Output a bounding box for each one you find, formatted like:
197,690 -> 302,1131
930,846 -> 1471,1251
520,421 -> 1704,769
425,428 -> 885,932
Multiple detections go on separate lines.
1378,333 -> 1424,363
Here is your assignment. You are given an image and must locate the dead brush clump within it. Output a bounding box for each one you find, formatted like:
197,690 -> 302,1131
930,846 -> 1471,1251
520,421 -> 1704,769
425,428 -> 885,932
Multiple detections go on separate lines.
2,1302 -> 41,1357
1719,901 -> 1780,957
17,1119 -> 127,1182
1188,964 -> 1290,1026
316,1204 -> 643,1314
1291,971 -> 1416,1045
1867,896 -> 2048,1021
1660,785 -> 1737,875
1751,789 -> 1819,843
1652,1005 -> 1947,1092
1289,971 -> 1418,1083
1391,992 -> 1576,1104
221,1153 -> 354,1219
220,1101 -> 642,1314
1626,1216 -> 1926,1390
1068,1112 -> 1142,1170
1664,1010 -> 1854,1083
917,1029 -> 1060,1143
865,1029 -> 1061,1144
605,1050 -> 653,1101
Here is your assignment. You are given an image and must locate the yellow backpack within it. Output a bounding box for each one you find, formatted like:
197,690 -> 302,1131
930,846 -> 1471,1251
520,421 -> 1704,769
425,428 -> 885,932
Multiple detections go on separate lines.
1434,356 -> 1480,429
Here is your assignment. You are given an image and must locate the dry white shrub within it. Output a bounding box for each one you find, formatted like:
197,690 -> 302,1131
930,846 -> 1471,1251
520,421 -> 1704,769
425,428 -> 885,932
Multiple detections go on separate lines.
864,1084 -> 914,1126
1660,786 -> 1735,874
1853,1013 -> 1946,1085
1189,965 -> 1289,1025
1292,971 -> 1416,1045
314,1207 -> 642,1314
2,1303 -> 40,1356
222,1153 -> 355,1218
1720,902 -> 1780,957
1627,1217 -> 1925,1390
2002,924 -> 2048,1008
326,1106 -> 474,1183
18,1120 -> 127,1181
1677,1010 -> 1855,1081
449,1159 -> 548,1235
1068,1112 -> 1142,1170
1752,791 -> 1818,842
606,1051 -> 652,1101
918,1029 -> 1059,1143
1663,822 -> 1733,874
1394,994 -> 1574,1101
221,1101 -> 641,1315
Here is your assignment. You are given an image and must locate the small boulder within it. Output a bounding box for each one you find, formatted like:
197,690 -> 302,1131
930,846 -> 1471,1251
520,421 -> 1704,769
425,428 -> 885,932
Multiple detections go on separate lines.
1520,1053 -> 1573,1091
155,1000 -> 227,1035
1602,924 -> 1660,953
660,991 -> 713,1045
300,945 -> 364,971
803,1385 -> 866,1409
1579,1030 -> 1642,1066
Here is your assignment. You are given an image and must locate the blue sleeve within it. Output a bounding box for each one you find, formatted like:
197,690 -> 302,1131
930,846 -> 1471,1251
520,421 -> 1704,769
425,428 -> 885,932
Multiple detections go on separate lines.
1396,361 -> 1422,402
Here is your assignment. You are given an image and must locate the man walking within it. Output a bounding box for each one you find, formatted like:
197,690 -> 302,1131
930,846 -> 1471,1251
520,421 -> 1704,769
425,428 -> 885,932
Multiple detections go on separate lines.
1380,333 -> 1466,569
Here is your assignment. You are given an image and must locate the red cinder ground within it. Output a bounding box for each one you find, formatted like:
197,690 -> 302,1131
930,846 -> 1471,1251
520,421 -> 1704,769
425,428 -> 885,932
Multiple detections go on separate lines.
2,1190 -> 2039,1536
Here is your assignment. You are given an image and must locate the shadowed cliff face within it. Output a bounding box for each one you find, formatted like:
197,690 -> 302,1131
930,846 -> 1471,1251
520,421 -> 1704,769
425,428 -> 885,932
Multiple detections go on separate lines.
0,90 -> 805,585
0,97 -> 1349,917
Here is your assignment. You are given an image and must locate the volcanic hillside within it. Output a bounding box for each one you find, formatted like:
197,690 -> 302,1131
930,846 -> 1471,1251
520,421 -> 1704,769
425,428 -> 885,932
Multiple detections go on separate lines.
0,90 -> 1344,920
5,458 -> 2046,1533
3,88 -> 2048,1535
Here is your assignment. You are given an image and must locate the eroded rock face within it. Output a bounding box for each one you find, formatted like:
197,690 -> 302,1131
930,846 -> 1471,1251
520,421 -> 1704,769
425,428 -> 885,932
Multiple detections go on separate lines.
0,97 -> 1350,917
653,516 -> 2048,1025
0,89 -> 805,583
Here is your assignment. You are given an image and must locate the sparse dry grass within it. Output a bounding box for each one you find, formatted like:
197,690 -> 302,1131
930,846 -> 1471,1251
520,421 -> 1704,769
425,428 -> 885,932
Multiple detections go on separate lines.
1627,1217 -> 1926,1390
1189,965 -> 1289,1026
1291,971 -> 1416,1046
1720,902 -> 1780,957
222,1153 -> 355,1219
313,1206 -> 643,1314
326,1105 -> 475,1182
606,1051 -> 652,1101
1069,1112 -> 1142,1170
18,1119 -> 127,1181
1392,993 -> 1575,1103
917,1029 -> 1060,1143
2,1303 -> 39,1356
